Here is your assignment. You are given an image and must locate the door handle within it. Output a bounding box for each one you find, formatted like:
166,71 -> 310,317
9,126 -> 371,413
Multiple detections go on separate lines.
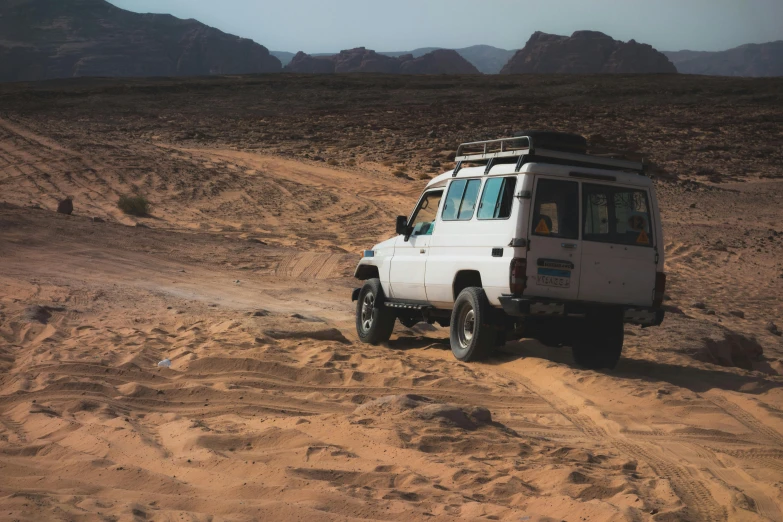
420,249 -> 426,254
561,243 -> 577,249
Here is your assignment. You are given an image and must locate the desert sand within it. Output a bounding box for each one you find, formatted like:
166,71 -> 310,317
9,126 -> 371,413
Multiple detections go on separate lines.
1,74 -> 782,521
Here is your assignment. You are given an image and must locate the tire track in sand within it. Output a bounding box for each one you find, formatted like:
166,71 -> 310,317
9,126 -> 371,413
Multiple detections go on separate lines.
501,372 -> 728,522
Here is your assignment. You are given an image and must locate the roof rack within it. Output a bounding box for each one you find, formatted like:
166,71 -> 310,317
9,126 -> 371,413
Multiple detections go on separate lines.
453,136 -> 646,176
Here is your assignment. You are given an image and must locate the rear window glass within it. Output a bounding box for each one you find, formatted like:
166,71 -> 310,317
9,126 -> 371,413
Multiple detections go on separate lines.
583,184 -> 653,247
443,179 -> 482,221
478,177 -> 517,220
531,179 -> 579,239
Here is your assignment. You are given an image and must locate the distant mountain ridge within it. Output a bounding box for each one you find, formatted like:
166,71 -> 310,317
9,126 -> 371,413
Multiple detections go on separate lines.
664,42 -> 783,77
0,0 -> 281,82
275,45 -> 515,74
501,31 -> 676,74
284,47 -> 480,75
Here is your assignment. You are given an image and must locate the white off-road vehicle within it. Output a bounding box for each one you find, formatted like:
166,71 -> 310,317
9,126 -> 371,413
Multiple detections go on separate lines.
353,132 -> 666,369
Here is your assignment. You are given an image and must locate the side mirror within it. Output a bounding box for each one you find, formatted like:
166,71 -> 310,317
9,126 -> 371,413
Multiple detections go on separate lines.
395,215 -> 408,235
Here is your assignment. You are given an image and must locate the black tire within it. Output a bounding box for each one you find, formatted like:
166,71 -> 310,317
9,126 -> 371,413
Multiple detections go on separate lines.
449,287 -> 496,362
356,279 -> 396,345
571,312 -> 624,370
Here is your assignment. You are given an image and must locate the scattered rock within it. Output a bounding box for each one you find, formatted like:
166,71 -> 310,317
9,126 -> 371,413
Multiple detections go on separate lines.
290,313 -> 325,323
24,305 -> 58,324
249,238 -> 268,245
57,197 -> 73,215
690,203 -> 697,209
265,328 -> 350,344
135,222 -> 148,228
699,333 -> 764,371
729,310 -> 745,319
353,394 -> 492,431
705,310 -> 716,316
691,302 -> 707,309
250,310 -> 270,317
91,216 -> 105,223
767,322 -> 782,337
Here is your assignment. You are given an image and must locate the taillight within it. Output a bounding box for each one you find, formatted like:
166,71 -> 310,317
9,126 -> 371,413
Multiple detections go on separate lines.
653,272 -> 666,308
510,258 -> 528,295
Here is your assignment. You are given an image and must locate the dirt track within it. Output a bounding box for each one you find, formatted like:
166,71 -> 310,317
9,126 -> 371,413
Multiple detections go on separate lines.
1,75 -> 783,521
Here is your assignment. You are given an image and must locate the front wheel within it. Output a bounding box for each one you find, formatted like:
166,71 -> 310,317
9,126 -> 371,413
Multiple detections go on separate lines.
571,312 -> 624,370
356,279 -> 396,345
449,287 -> 496,362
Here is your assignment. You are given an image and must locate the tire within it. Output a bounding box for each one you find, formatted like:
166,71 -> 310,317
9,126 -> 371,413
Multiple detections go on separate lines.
356,279 -> 396,345
571,312 -> 624,370
449,287 -> 496,362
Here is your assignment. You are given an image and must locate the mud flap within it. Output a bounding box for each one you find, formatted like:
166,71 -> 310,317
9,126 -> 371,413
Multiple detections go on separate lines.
351,288 -> 361,302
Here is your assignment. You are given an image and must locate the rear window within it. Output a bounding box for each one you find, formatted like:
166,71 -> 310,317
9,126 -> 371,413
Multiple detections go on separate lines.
583,183 -> 653,247
443,179 -> 482,221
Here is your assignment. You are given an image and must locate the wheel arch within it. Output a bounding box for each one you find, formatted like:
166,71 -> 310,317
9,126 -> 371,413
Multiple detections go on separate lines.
354,264 -> 380,281
452,270 -> 483,301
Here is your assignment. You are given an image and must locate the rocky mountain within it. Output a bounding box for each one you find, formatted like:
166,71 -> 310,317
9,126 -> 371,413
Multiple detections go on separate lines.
0,0 -> 281,82
500,31 -> 676,74
284,47 -> 480,75
279,45 -> 515,74
664,42 -> 783,77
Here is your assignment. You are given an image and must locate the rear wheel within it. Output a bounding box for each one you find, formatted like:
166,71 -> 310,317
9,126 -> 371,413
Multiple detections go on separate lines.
571,311 -> 624,370
450,287 -> 496,361
356,279 -> 396,345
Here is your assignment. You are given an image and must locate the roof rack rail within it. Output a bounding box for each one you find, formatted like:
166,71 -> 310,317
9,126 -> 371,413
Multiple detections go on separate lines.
454,136 -> 646,175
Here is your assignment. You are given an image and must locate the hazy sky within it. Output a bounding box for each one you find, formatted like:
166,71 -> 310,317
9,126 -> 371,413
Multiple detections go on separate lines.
109,0 -> 783,53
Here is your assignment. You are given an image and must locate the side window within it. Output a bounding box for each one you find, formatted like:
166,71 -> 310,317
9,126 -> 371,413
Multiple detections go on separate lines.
442,179 -> 482,221
478,177 -> 517,220
409,190 -> 443,236
531,179 -> 579,239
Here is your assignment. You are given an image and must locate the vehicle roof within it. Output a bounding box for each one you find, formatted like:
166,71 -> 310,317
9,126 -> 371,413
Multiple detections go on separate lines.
426,162 -> 654,190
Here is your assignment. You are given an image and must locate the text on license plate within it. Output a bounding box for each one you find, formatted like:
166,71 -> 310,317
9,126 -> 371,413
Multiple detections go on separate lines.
537,275 -> 570,288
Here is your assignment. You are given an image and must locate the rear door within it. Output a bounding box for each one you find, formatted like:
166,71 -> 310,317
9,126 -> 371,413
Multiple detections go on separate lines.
579,183 -> 657,306
525,177 -> 582,300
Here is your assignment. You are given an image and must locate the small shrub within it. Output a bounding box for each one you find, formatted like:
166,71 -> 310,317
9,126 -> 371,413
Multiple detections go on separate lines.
418,173 -> 432,180
118,195 -> 150,216
393,170 -> 410,180
327,158 -> 339,166
346,158 -> 356,167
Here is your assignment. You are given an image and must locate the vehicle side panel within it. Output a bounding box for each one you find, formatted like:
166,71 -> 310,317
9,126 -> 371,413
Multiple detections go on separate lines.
425,173 -> 523,307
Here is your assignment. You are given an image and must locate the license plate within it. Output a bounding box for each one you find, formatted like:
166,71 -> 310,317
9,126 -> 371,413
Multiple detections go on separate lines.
537,275 -> 570,288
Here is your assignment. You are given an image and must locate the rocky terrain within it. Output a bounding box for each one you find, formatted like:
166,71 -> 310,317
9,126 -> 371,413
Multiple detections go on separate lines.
0,73 -> 782,521
285,47 -> 480,75
0,0 -> 281,82
501,31 -> 676,74
665,41 -> 783,77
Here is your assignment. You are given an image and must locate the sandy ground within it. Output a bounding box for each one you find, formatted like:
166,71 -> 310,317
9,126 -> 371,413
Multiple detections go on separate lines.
1,76 -> 783,521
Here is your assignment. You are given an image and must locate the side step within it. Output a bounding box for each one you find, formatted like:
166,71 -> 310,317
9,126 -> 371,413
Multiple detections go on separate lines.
385,302 -> 432,311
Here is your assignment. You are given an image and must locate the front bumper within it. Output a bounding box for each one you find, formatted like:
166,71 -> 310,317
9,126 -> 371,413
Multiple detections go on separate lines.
498,295 -> 665,327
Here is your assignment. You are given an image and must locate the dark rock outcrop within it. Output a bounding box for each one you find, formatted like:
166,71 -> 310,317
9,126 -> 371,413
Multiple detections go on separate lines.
0,0 -> 281,82
500,31 -> 676,74
399,50 -> 480,75
664,41 -> 783,77
285,52 -> 335,74
57,197 -> 73,215
285,47 -> 480,75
